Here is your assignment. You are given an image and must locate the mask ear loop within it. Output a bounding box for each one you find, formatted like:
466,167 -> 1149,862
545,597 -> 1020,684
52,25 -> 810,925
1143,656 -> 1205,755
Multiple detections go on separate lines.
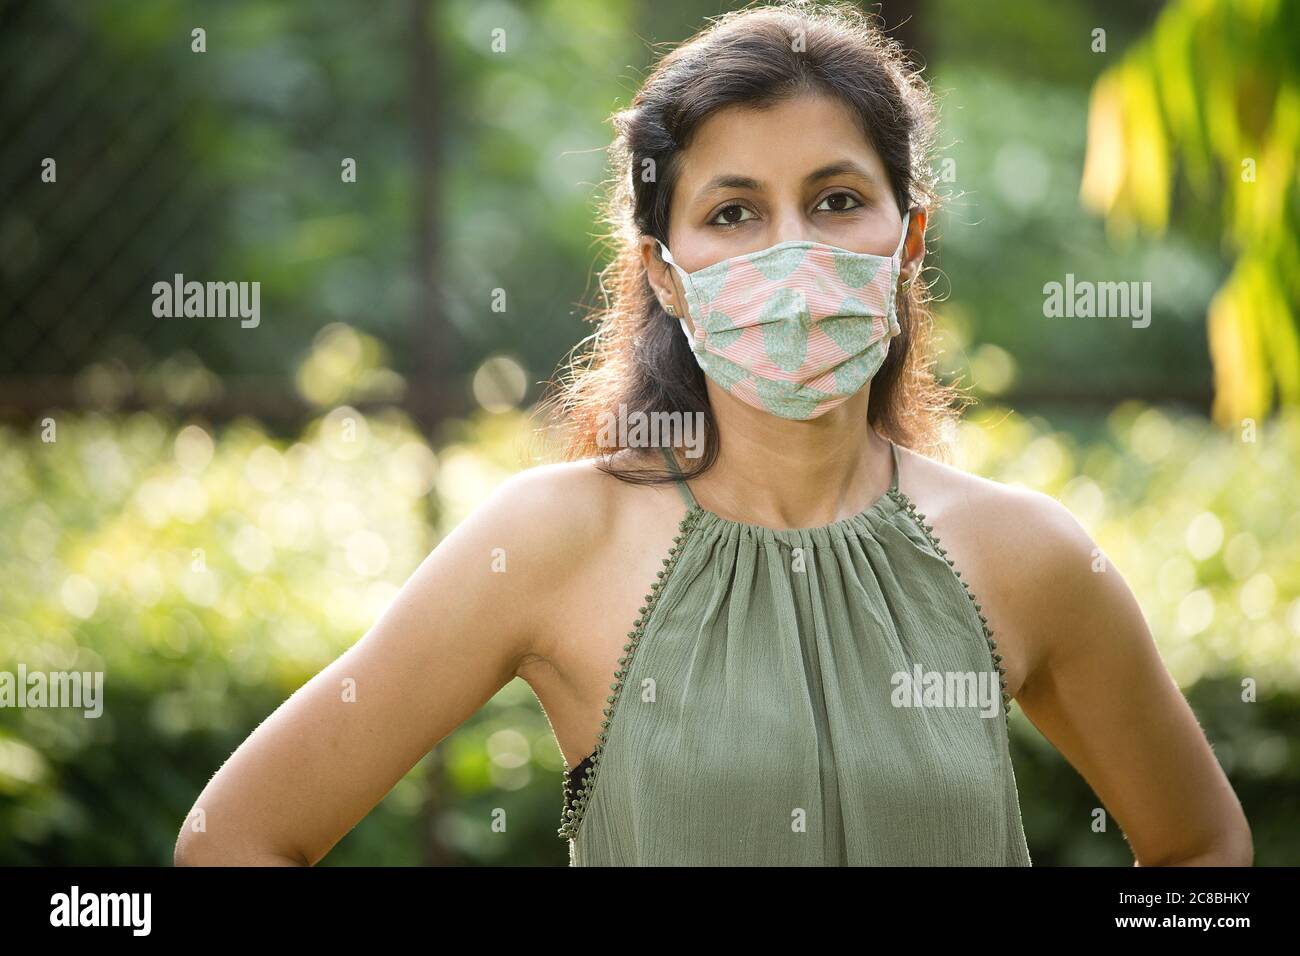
656,239 -> 699,348
894,210 -> 912,259
656,239 -> 688,289
656,238 -> 679,268
895,210 -> 914,291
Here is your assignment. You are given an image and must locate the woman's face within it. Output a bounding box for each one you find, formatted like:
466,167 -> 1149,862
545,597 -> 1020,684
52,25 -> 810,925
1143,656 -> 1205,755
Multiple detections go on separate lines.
643,91 -> 926,332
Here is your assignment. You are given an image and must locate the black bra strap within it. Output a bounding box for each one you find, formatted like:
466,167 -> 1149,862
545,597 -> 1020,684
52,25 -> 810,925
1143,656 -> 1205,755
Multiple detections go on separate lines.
658,446 -> 699,509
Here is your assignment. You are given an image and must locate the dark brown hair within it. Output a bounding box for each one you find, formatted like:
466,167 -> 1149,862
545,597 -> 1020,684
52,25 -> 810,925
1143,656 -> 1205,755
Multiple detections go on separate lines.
539,0 -> 963,482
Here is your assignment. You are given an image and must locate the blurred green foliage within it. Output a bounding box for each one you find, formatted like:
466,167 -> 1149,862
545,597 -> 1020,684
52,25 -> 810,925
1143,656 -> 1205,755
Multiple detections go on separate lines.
1081,0 -> 1300,424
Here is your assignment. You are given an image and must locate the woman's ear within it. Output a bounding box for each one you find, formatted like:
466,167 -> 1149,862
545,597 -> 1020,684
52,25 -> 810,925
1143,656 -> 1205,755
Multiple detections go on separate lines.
640,235 -> 685,319
899,205 -> 928,286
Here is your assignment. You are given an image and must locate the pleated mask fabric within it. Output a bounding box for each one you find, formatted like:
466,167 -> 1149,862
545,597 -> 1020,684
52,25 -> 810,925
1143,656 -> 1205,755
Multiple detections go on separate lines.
656,213 -> 909,420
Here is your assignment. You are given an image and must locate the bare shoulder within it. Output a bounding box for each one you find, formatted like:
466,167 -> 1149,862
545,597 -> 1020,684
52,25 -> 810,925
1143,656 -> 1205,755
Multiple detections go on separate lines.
451,447 -> 685,574
456,447 -> 689,678
899,445 -> 1098,573
898,444 -> 1131,686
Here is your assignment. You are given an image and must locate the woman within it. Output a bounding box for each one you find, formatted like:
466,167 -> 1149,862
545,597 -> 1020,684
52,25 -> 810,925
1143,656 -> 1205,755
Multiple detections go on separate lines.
174,0 -> 1252,866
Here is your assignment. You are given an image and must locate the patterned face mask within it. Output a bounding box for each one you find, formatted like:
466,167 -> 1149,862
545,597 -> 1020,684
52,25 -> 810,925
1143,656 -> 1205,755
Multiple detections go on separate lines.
657,211 -> 911,420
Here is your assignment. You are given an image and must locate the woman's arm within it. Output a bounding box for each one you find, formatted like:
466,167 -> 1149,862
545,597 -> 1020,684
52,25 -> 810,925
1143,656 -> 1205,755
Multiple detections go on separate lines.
982,489 -> 1258,868
173,463 -> 594,866
1007,492 -> 1253,866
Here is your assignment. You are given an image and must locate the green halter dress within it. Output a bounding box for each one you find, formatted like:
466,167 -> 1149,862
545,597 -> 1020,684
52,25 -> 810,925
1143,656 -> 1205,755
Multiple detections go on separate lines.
558,441 -> 1031,866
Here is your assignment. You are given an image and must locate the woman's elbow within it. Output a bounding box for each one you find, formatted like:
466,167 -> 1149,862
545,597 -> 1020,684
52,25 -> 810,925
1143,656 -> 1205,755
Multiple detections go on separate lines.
173,824 -> 309,867
1136,822 -> 1254,867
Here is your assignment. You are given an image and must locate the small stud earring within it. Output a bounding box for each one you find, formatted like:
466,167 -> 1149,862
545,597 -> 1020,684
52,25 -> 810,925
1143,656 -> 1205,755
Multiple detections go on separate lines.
664,302 -> 676,316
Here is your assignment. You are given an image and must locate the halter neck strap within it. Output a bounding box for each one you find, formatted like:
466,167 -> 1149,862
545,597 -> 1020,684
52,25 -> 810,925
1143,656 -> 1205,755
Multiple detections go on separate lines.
658,446 -> 699,509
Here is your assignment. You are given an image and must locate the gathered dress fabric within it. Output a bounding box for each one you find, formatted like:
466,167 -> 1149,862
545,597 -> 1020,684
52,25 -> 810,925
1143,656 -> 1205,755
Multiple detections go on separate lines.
558,442 -> 1031,866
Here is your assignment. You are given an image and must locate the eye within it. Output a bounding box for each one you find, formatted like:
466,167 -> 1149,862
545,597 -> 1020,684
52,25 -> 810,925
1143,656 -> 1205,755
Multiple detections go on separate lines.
708,203 -> 757,227
815,191 -> 864,213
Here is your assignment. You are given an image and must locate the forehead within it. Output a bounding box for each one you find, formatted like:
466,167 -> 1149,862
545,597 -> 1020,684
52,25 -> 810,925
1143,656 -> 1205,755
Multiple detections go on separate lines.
674,92 -> 885,196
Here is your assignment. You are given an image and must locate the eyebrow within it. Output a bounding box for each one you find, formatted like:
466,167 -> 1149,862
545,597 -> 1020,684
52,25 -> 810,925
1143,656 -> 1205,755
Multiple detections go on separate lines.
693,160 -> 881,203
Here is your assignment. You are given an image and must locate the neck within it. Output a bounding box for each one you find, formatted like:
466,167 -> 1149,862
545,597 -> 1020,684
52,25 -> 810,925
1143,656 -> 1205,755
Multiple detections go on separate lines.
690,384 -> 894,529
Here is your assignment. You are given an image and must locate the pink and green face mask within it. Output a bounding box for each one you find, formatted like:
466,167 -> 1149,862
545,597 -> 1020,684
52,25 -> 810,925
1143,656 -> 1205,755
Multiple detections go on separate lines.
657,211 -> 911,420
